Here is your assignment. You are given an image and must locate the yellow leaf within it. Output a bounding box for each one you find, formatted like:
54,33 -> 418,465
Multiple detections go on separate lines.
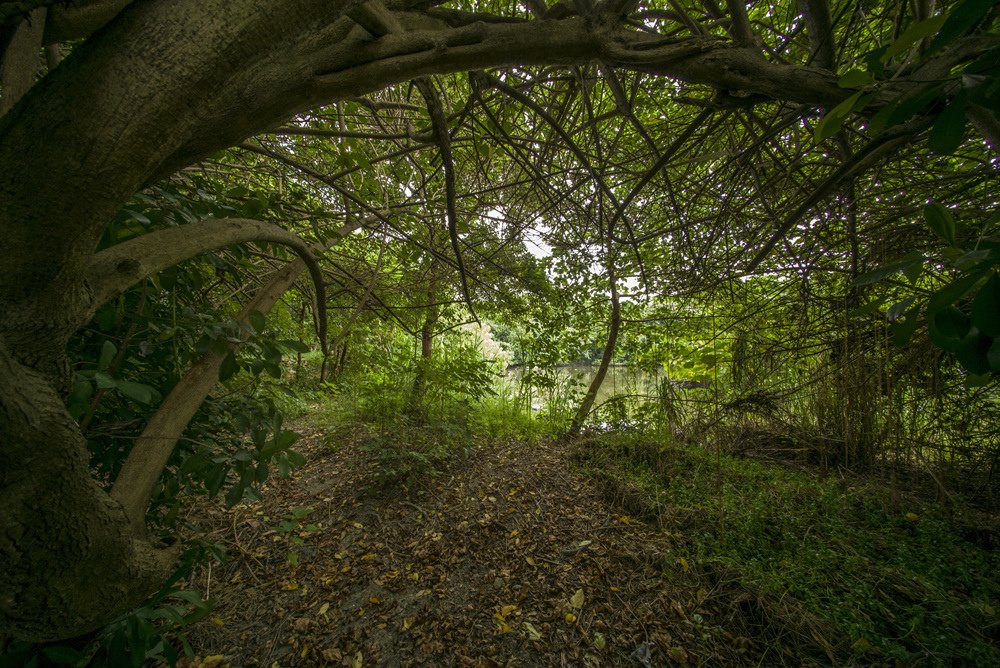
361,553 -> 377,560
282,581 -> 299,591
352,522 -> 364,529
565,612 -> 577,624
352,650 -> 363,668
300,644 -> 309,659
905,512 -> 919,522
570,588 -> 585,609
210,616 -> 225,626
523,622 -> 542,641
198,656 -> 226,667
525,556 -> 537,566
403,617 -> 415,630
500,604 -> 518,618
618,515 -> 631,524
679,557 -> 689,572
318,602 -> 329,616
368,596 -> 382,605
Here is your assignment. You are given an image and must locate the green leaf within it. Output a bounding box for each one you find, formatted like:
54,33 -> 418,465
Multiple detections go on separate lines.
278,339 -> 311,353
989,338 -> 1000,372
814,92 -> 865,143
971,273 -> 1000,336
219,351 -> 239,381
955,328 -> 991,374
94,372 -> 116,390
116,381 -> 160,405
205,464 -> 228,497
892,306 -> 922,347
928,92 -> 968,154
924,203 -> 957,246
98,340 -> 117,371
123,208 -> 152,226
41,646 -> 81,665
935,306 -> 971,339
926,0 -> 997,57
248,310 -> 267,333
853,253 -> 925,285
928,271 -> 986,314
838,69 -> 874,88
882,15 -> 946,63
225,481 -> 245,507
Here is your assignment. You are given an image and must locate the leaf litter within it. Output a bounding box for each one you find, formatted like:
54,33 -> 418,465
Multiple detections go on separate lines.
180,428 -> 759,666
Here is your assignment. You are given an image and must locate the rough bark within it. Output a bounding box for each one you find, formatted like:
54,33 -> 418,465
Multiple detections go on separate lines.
0,337 -> 176,641
0,7 -> 43,116
86,217 -> 327,318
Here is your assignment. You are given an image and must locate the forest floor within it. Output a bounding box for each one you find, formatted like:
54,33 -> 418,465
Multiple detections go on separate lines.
180,422 -> 1000,667
180,427 -> 762,667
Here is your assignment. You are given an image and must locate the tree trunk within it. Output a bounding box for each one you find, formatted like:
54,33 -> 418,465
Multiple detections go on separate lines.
568,265 -> 622,438
0,338 -> 176,642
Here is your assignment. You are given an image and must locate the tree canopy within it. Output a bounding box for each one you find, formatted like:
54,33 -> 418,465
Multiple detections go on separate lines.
0,0 -> 997,645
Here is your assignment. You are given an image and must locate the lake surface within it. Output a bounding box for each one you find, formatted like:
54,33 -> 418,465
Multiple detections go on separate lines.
505,364 -> 706,414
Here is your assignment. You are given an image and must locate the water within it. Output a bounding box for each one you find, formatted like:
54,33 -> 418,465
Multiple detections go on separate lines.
505,364 -> 675,413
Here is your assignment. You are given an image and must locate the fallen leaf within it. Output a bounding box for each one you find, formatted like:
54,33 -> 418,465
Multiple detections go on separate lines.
523,622 -> 542,641
403,617 -> 415,630
570,589 -> 585,610
352,650 -> 363,668
593,632 -> 606,650
318,602 -> 329,616
565,612 -> 577,624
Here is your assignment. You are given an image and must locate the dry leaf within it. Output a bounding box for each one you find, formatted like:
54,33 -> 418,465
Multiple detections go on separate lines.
570,589 -> 585,609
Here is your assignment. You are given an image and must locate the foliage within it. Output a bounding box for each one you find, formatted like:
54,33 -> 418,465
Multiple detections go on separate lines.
575,432 -> 1000,664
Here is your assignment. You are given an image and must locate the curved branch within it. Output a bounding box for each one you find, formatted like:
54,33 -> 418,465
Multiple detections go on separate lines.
415,76 -> 478,323
109,258 -> 308,531
86,217 -> 328,352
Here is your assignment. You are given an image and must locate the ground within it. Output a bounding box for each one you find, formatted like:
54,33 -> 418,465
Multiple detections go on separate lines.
180,427 -> 763,667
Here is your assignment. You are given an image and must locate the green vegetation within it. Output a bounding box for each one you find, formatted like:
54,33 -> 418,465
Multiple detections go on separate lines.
2,0 -> 999,663
575,433 -> 1000,664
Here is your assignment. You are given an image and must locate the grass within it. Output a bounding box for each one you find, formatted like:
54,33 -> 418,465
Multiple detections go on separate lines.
573,432 -> 1000,665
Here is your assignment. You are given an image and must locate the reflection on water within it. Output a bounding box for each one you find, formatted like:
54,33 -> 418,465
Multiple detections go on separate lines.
506,364 -> 707,412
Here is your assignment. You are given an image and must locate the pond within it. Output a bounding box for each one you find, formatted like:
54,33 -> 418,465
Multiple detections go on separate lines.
505,364 -> 711,414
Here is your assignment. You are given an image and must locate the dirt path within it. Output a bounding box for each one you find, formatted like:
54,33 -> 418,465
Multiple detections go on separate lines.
182,428 -> 749,666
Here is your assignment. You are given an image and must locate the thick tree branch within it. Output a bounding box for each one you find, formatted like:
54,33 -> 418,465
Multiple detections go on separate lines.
796,0 -> 835,69
0,6 -> 43,117
86,218 -> 327,349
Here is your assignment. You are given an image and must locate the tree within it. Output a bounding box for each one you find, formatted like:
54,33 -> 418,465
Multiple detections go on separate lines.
1,0 -> 996,642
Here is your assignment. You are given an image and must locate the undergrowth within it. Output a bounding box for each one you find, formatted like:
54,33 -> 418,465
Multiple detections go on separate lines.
573,432 -> 1000,665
